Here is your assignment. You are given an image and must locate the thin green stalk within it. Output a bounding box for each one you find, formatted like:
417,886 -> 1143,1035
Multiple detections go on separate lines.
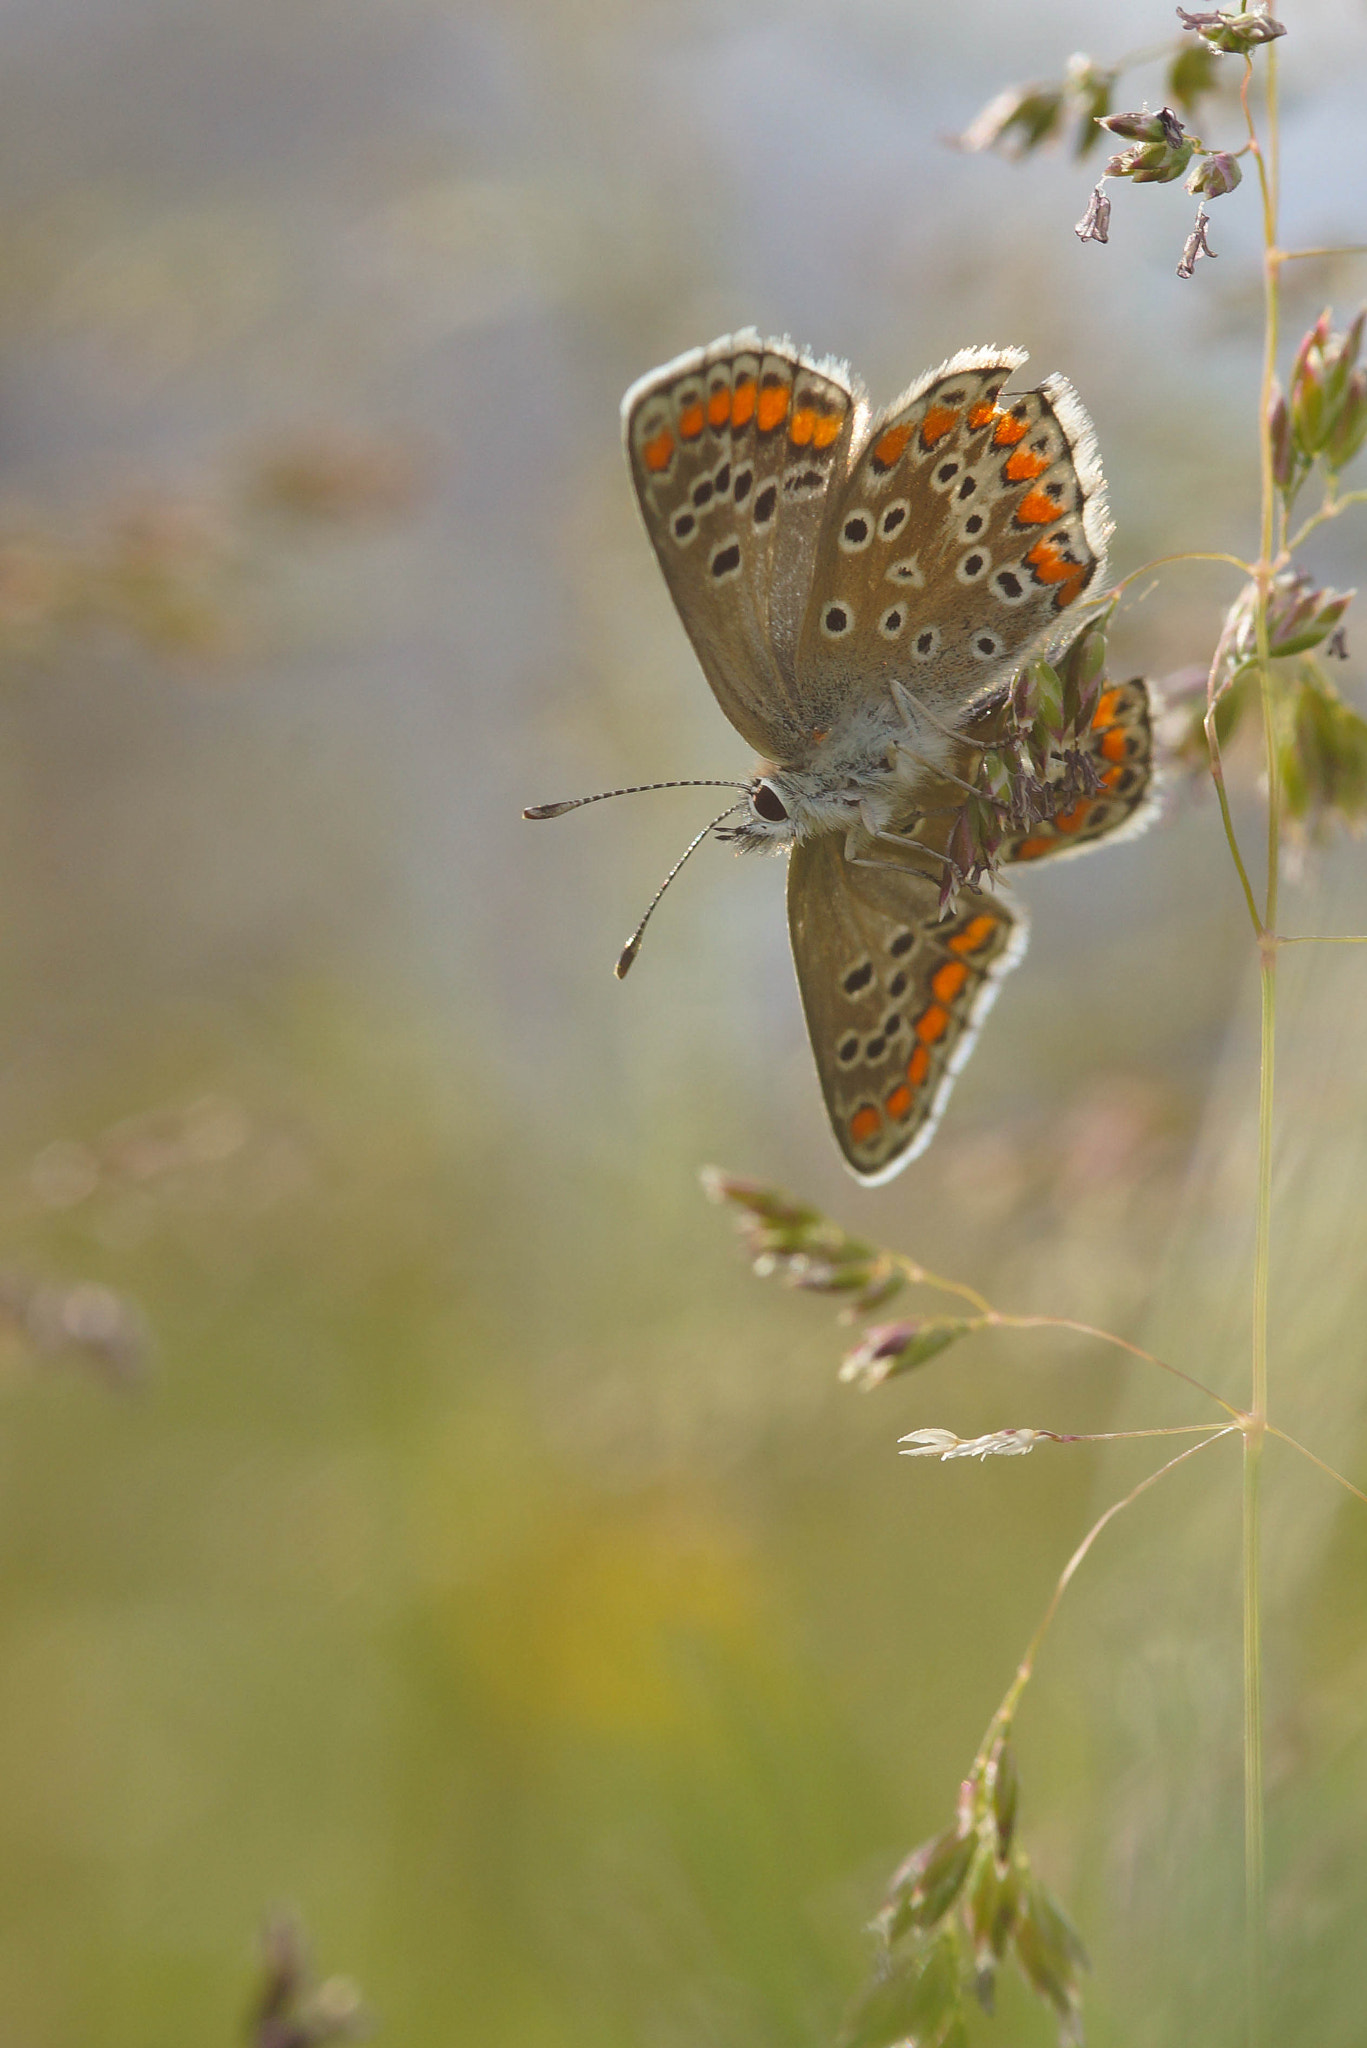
1203,617 -> 1264,937
1244,956 -> 1273,2045
1268,1425 -> 1367,1509
976,1430 -> 1237,1763
1241,42 -> 1281,2048
1276,243 -> 1367,262
1287,485 -> 1367,552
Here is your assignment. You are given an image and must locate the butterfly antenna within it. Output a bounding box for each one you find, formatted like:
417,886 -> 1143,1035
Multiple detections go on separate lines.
524,779 -> 745,821
614,801 -> 743,979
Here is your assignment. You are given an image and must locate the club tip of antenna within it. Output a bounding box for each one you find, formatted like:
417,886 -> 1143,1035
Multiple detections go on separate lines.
523,800 -> 577,820
614,935 -> 642,979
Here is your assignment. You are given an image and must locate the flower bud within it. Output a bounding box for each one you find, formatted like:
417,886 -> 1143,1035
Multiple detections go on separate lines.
1025,658 -> 1065,731
1013,1873 -> 1088,2033
700,1167 -> 819,1229
1186,149 -> 1242,198
1268,382 -> 1297,490
1098,106 -> 1185,146
1325,365 -> 1367,471
988,1735 -> 1020,1860
968,1853 -> 1019,2013
879,1824 -> 977,1941
1176,5 -> 1286,53
839,1316 -> 976,1387
1108,136 -> 1196,185
1246,569 -> 1354,658
1287,307 -> 1367,463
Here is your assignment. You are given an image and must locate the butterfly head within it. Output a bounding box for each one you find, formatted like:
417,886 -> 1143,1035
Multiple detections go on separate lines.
718,745 -> 913,853
713,773 -> 798,851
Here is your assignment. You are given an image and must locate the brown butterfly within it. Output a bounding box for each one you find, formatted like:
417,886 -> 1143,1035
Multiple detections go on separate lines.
530,333 -> 1155,1181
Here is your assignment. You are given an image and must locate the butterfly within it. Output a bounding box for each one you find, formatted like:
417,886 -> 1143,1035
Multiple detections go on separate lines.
531,332 -> 1155,1183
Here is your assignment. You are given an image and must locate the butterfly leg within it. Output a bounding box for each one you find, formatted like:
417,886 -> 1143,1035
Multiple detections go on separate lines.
845,819 -> 952,885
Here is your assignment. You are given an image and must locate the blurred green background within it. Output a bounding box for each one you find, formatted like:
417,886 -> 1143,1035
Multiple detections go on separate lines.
0,1 -> 1364,2042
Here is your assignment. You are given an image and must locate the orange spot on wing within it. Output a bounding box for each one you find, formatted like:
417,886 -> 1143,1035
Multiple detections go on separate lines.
757,382 -> 791,432
885,1082 -> 913,1121
968,401 -> 997,430
1026,539 -> 1070,581
1013,835 -> 1054,860
948,914 -> 997,954
1004,447 -> 1049,482
1091,688 -> 1122,728
812,410 -> 843,449
1100,765 -> 1125,789
993,412 -> 1030,447
872,422 -> 913,470
730,379 -> 756,428
1016,488 -> 1061,526
678,402 -> 705,441
915,1003 -> 951,1045
707,387 -> 732,428
907,1044 -> 930,1086
850,1105 -> 883,1145
788,406 -> 817,446
1052,800 -> 1089,834
920,404 -> 959,448
642,427 -> 674,473
1100,725 -> 1129,763
931,960 -> 969,1003
1025,539 -> 1088,604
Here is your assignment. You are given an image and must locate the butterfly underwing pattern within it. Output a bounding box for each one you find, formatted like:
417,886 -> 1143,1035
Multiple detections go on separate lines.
616,329 -> 1156,1182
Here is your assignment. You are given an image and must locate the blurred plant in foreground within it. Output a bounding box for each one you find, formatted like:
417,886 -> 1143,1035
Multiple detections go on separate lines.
0,425 -> 421,668
249,1914 -> 368,2048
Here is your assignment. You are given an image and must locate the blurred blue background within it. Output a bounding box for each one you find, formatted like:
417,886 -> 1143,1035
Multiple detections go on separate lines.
0,1 -> 1364,2041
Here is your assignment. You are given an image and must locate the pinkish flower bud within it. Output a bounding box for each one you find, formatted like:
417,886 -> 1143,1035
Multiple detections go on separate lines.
1241,569 -> 1355,658
1268,383 -> 1297,490
839,1316 -> 974,1387
1290,307 -> 1367,462
1098,106 -> 1186,146
1108,130 -> 1196,185
1177,5 -> 1286,53
1187,150 -> 1242,198
1325,366 -> 1367,470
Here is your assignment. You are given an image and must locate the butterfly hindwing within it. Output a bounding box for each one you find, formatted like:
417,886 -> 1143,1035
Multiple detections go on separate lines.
787,832 -> 1026,1183
999,676 -> 1156,863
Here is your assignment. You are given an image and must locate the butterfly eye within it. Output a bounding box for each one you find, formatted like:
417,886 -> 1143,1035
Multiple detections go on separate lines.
752,781 -> 789,823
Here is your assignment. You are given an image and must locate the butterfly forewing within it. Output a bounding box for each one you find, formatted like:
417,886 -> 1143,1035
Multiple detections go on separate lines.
623,332 -> 865,760
788,833 -> 1026,1183
794,350 -> 1112,734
